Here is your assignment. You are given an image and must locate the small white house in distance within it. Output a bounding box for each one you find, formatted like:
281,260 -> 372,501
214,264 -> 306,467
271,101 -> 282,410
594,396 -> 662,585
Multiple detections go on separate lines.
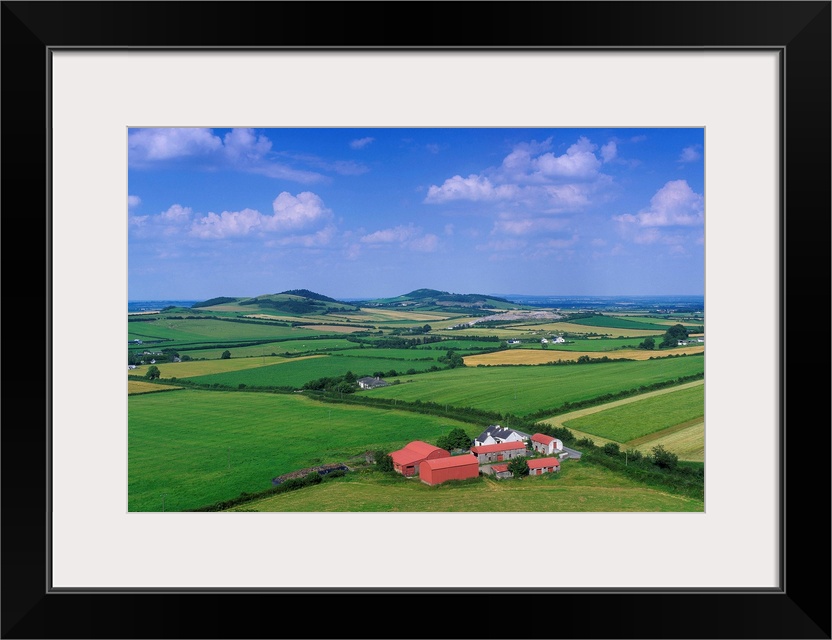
357,376 -> 388,390
552,335 -> 565,343
531,433 -> 563,455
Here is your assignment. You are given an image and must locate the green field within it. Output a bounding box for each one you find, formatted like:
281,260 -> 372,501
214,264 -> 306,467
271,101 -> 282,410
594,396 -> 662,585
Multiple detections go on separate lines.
128,318 -> 321,343
231,462 -> 704,512
563,384 -> 705,442
186,353 -> 444,388
565,315 -> 679,331
513,337 -> 654,352
129,390 -> 477,511
182,338 -> 359,360
367,356 -> 704,417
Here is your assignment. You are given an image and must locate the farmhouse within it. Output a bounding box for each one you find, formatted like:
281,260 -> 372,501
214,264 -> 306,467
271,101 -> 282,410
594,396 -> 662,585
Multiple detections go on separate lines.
357,376 -> 389,390
527,457 -> 561,475
473,425 -> 530,447
470,441 -> 527,464
530,433 -> 563,455
420,454 -> 479,486
390,441 -> 449,477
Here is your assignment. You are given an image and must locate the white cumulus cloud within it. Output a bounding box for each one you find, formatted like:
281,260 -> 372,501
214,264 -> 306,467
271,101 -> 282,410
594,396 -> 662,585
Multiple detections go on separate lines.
360,224 -> 438,252
679,145 -> 702,162
268,192 -> 332,231
614,180 -> 704,228
128,128 -> 222,161
350,137 -> 374,149
424,175 -> 517,203
600,141 -> 617,162
190,208 -> 263,239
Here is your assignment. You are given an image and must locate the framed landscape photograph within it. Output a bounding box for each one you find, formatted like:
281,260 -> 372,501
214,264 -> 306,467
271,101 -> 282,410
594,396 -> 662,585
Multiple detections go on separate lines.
5,1 -> 830,638
126,124 -> 707,515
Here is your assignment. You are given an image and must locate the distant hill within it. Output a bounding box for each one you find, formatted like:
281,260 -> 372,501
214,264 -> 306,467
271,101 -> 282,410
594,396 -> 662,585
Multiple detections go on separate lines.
191,296 -> 241,308
277,289 -> 342,304
191,288 -> 529,315
193,290 -> 359,315
360,289 -> 525,312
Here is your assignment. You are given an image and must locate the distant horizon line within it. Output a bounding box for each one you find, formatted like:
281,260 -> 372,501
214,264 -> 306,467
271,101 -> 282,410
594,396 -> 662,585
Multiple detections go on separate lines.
128,292 -> 705,302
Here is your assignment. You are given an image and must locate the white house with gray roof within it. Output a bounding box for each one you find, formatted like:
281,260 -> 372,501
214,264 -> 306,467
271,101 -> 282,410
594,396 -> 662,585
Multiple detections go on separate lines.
473,424 -> 531,447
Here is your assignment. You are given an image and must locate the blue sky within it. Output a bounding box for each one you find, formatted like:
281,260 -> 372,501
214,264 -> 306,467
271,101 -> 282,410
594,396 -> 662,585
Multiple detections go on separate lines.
128,127 -> 704,301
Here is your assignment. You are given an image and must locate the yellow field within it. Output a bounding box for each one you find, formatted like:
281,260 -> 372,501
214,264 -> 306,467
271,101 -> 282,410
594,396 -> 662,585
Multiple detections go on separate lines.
464,345 -> 705,366
128,354 -> 324,379
627,420 -> 705,462
128,380 -> 182,394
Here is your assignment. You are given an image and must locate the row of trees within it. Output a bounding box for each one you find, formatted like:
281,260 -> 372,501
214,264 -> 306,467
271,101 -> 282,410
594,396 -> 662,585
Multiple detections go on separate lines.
637,324 -> 693,350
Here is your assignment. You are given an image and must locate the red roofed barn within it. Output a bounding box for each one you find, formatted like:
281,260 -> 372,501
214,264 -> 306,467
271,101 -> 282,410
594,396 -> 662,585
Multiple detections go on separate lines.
531,433 -> 563,455
420,454 -> 479,486
470,441 -> 527,464
490,463 -> 513,479
390,441 -> 450,477
527,457 -> 561,475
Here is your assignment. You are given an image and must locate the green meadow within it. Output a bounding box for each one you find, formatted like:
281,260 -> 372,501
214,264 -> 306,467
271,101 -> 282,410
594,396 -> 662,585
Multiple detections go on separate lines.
128,317 -> 321,343
368,356 -> 704,416
563,384 -> 705,442
129,390 -> 477,511
182,337 -> 359,360
186,353 -> 443,388
231,462 -> 704,512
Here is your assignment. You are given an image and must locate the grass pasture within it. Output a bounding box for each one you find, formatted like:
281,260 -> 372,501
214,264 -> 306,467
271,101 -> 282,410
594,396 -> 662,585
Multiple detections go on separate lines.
129,355 -> 323,379
566,315 -> 676,331
464,345 -> 704,365
367,356 -> 704,417
505,322 -> 663,338
182,338 -> 359,360
512,337 -> 649,351
128,318 -> 321,343
128,390 -> 476,511
562,383 -> 704,443
185,353 -> 442,388
295,324 -> 368,333
231,462 -> 703,512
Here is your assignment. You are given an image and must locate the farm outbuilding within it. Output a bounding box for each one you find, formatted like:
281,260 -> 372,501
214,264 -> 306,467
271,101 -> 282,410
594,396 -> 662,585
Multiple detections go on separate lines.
490,463 -> 513,479
531,433 -> 563,455
527,457 -> 560,475
420,454 -> 479,486
470,441 -> 527,464
390,441 -> 450,477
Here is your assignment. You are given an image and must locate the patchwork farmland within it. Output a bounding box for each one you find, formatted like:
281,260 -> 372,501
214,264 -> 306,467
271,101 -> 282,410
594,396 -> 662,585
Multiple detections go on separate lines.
128,290 -> 705,512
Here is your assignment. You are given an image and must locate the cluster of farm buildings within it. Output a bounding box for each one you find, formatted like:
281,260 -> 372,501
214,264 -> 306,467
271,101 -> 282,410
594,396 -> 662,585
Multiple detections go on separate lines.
389,424 -> 577,486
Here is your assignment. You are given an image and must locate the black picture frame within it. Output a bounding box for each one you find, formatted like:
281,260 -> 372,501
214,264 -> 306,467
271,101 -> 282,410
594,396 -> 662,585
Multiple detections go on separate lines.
3,2 -> 829,638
